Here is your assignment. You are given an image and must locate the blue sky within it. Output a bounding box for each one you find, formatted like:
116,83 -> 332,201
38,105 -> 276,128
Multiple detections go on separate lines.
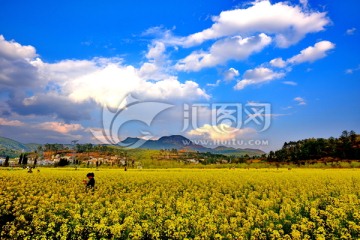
0,0 -> 359,152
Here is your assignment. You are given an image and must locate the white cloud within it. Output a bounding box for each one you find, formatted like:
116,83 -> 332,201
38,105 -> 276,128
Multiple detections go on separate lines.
299,0 -> 308,8
0,35 -> 39,88
345,65 -> 360,74
345,69 -> 352,74
283,81 -> 297,86
139,41 -> 170,81
182,0 -> 329,48
294,97 -> 306,105
66,64 -> 141,107
136,77 -> 210,101
270,58 -> 286,68
234,67 -> 285,90
236,40 -> 335,90
0,35 -> 209,113
176,33 -> 271,71
223,67 -> 239,82
206,80 -> 221,87
33,58 -> 101,83
66,63 -> 209,108
0,118 -> 25,127
36,121 -> 84,134
139,62 -> 162,79
287,41 -> 335,65
267,40 -> 335,74
171,0 -> 330,73
346,28 -> 356,35
146,41 -> 166,60
187,123 -> 256,141
0,35 -> 37,60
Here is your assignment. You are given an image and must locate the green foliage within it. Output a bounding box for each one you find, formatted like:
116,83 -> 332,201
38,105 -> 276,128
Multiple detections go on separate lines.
269,130 -> 360,162
75,143 -> 93,153
43,144 -> 65,153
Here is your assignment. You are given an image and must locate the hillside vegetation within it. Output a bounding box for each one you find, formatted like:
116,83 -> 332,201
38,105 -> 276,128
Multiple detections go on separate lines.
268,130 -> 360,163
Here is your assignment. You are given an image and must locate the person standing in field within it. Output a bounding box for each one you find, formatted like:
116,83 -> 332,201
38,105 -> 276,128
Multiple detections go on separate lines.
83,172 -> 95,191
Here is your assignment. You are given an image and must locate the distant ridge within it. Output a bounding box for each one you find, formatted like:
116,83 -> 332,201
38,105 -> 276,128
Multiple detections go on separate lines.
121,135 -> 265,156
0,136 -> 30,151
0,134 -> 265,157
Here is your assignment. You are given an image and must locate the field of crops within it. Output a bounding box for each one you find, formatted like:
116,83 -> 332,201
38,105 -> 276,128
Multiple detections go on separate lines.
1,168 -> 360,239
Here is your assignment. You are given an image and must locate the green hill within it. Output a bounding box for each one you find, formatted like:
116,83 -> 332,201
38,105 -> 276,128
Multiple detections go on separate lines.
0,136 -> 30,157
25,143 -> 42,151
213,146 -> 265,157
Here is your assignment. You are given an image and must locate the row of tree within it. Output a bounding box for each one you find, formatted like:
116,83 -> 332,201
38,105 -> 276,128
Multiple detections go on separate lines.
268,130 -> 360,162
18,153 -> 38,166
43,143 -> 113,154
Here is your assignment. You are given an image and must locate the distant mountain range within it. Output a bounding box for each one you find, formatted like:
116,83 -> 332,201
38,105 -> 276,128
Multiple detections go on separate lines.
0,135 -> 264,157
121,135 -> 265,156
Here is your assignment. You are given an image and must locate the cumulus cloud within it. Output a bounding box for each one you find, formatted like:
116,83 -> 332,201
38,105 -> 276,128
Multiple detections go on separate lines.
230,40 -> 333,90
181,0 -> 329,48
8,93 -> 92,121
66,64 -> 209,108
187,123 -> 256,141
139,62 -> 162,80
299,0 -> 308,8
0,117 -> 90,143
136,78 -> 209,101
0,35 -> 36,60
294,97 -> 306,105
0,35 -> 209,120
223,67 -> 239,82
172,1 -> 329,72
37,121 -> 84,134
287,41 -> 335,65
176,33 -> 271,71
0,118 -> 25,127
234,40 -> 335,90
270,58 -> 286,68
146,41 -> 166,60
269,40 -> 335,69
234,67 -> 285,90
32,58 -> 101,83
139,41 -> 170,81
0,35 -> 39,89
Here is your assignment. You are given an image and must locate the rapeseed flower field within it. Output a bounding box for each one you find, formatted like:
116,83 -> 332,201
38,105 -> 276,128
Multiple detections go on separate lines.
1,168 -> 359,239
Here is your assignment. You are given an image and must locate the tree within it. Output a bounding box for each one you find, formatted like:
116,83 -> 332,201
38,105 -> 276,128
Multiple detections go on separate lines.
18,153 -> 23,165
57,158 -> 69,167
341,130 -> 349,139
4,156 -> 9,167
33,157 -> 38,168
350,130 -> 357,144
267,151 -> 275,161
22,154 -> 28,165
268,130 -> 359,163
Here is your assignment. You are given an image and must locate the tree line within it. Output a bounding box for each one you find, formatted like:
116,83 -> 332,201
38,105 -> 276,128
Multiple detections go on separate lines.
267,130 -> 360,162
